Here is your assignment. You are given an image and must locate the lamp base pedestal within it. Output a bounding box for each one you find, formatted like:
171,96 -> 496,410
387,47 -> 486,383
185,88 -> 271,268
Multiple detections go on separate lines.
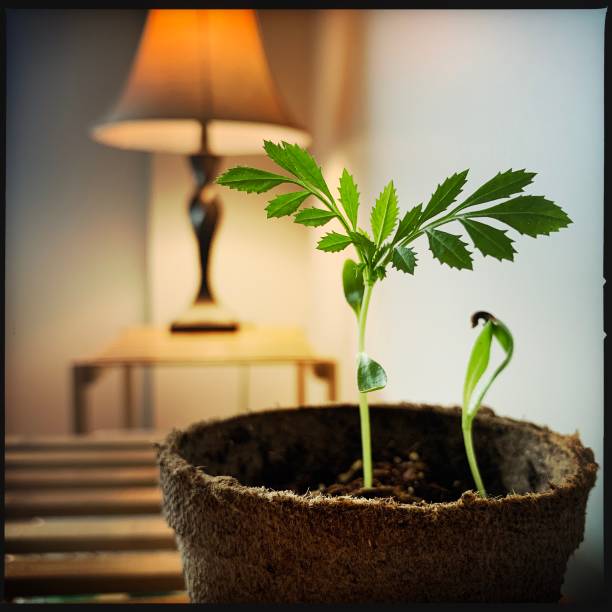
170,301 -> 239,333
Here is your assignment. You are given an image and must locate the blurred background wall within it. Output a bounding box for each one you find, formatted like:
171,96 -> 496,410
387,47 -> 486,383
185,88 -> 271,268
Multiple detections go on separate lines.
5,8 -> 604,601
5,9 -> 149,434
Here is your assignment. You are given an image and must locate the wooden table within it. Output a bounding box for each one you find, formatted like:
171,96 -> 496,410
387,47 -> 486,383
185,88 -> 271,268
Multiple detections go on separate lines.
72,325 -> 337,434
4,432 -> 188,604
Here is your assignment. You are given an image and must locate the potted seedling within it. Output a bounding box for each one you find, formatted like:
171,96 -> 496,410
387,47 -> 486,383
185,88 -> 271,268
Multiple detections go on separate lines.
156,142 -> 597,603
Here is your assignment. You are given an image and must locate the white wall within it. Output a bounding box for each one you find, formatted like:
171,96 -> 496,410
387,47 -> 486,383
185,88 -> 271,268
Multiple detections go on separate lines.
5,10 -> 149,435
358,9 -> 604,601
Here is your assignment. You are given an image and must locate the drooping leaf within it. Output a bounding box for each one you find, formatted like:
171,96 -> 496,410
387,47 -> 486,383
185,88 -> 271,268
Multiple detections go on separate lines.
394,204 -> 422,243
343,259 -> 364,317
459,169 -> 537,209
371,181 -> 399,245
492,319 -> 514,355
348,230 -> 377,262
420,170 -> 469,223
265,191 -> 311,218
294,208 -> 336,227
460,219 -> 516,261
464,195 -> 572,237
391,245 -> 418,274
426,228 -> 473,270
317,232 -> 352,253
357,352 -> 387,393
463,313 -> 514,417
463,320 -> 493,410
338,169 -> 360,229
216,166 -> 290,193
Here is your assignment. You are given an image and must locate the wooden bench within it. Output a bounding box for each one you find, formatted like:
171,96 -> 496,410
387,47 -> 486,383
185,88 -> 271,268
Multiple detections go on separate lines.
3,432 -> 188,604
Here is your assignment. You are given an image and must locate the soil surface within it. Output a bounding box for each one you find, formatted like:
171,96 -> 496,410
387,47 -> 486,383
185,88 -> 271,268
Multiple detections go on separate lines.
311,445 -> 470,504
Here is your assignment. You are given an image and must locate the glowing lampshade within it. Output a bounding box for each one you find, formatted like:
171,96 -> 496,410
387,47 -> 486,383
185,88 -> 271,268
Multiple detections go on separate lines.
91,9 -> 310,155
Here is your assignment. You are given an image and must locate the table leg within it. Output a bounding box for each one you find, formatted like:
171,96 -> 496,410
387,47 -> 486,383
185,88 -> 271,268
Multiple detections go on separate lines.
296,363 -> 306,405
238,366 -> 250,413
122,365 -> 136,429
313,361 -> 337,402
72,366 -> 100,434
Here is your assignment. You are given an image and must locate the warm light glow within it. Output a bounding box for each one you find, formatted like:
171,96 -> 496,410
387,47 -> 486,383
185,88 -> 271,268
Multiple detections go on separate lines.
91,9 -> 310,155
92,119 -> 310,156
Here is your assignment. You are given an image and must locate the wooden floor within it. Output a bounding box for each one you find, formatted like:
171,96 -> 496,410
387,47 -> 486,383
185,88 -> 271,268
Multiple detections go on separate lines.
4,432 -> 188,604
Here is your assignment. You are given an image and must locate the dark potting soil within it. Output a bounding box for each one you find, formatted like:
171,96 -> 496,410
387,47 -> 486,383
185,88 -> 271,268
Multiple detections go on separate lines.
311,447 -> 471,504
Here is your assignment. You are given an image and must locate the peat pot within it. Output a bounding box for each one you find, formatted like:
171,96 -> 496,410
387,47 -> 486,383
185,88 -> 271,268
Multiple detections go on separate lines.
156,403 -> 597,603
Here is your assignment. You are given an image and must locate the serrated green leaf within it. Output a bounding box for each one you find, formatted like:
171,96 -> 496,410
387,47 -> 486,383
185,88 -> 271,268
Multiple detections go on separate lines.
460,219 -> 516,261
394,204 -> 422,243
426,228 -> 473,270
464,195 -> 571,237
460,169 -> 537,209
342,259 -> 364,317
294,208 -> 336,227
463,320 -> 493,410
357,352 -> 387,393
371,181 -> 399,246
216,166 -> 290,193
265,191 -> 310,218
279,141 -> 334,200
421,170 -> 469,223
263,140 -> 295,174
348,230 -> 377,262
338,169 -> 360,229
317,232 -> 352,253
391,245 -> 418,274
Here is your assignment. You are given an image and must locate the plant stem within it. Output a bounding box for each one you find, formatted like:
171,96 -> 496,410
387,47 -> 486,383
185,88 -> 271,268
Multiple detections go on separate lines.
462,417 -> 487,498
357,280 -> 374,488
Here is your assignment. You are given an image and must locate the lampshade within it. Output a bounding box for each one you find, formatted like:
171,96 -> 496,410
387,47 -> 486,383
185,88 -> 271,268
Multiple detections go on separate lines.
91,9 -> 310,156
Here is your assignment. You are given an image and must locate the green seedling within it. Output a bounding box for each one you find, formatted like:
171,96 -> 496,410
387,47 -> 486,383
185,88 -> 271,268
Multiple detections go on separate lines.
462,311 -> 514,498
217,141 -> 571,489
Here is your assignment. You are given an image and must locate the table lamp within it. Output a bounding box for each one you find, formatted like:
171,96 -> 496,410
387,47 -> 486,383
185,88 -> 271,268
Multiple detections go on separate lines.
91,9 -> 310,332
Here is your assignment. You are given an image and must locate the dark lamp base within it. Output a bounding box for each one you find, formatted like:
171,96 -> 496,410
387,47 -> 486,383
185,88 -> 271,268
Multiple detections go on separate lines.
170,301 -> 239,333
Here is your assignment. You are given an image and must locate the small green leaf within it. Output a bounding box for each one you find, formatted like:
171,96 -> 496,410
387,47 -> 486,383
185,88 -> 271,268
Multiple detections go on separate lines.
317,232 -> 352,253
391,245 -> 418,274
426,228 -> 473,270
294,208 -> 336,227
339,169 -> 360,229
460,219 -> 516,261
421,170 -> 469,223
463,321 -> 493,410
216,166 -> 290,193
357,352 -> 387,393
394,204 -> 422,243
464,195 -> 572,237
460,169 -> 537,209
343,259 -> 364,317
265,191 -> 310,218
371,181 -> 399,246
348,230 -> 377,262
374,266 -> 387,280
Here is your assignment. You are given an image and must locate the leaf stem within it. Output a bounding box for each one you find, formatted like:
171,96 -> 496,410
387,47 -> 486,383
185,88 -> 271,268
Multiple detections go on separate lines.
462,415 -> 487,498
357,278 -> 374,488
297,180 -> 354,237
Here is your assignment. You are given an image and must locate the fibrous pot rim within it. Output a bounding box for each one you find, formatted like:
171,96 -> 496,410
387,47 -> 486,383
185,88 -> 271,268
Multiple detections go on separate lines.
155,402 -> 597,513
